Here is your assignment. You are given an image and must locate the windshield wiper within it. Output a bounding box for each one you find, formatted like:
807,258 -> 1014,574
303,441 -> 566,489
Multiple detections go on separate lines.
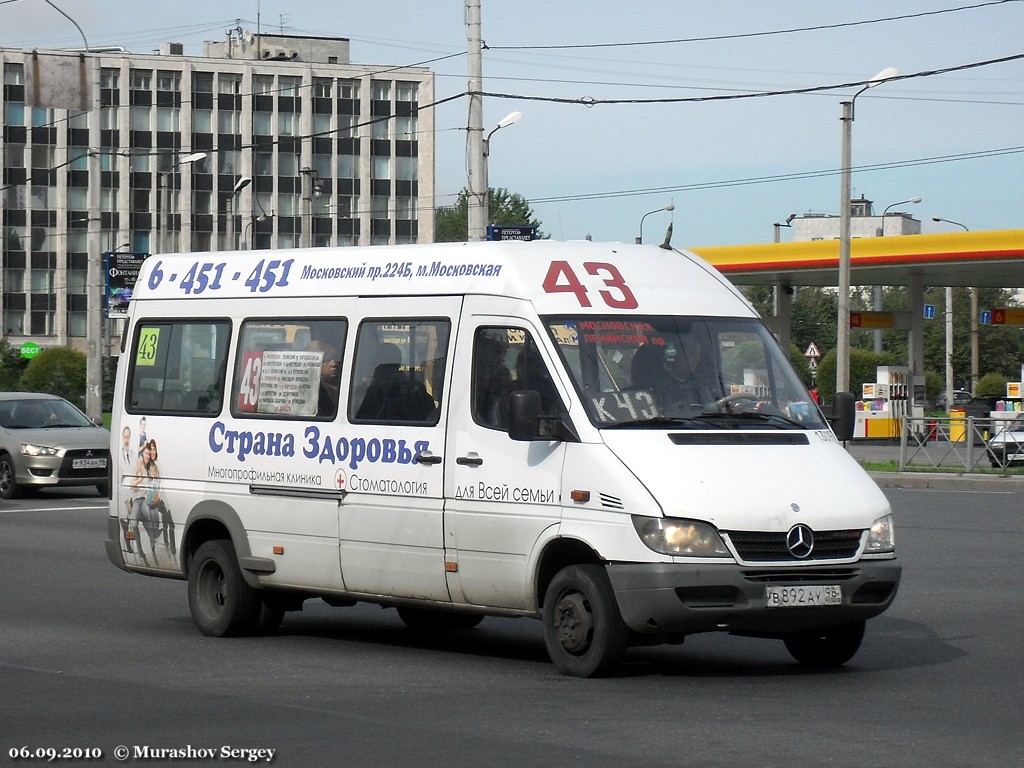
696,410 -> 806,429
602,416 -> 729,430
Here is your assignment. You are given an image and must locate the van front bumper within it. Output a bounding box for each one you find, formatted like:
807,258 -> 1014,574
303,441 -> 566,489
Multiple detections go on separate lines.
606,559 -> 901,636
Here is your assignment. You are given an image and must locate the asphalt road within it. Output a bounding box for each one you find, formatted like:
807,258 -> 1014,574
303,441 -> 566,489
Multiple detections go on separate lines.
1,486 -> 1021,767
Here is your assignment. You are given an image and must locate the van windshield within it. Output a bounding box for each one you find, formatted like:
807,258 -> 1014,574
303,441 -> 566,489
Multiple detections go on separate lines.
543,316 -> 826,430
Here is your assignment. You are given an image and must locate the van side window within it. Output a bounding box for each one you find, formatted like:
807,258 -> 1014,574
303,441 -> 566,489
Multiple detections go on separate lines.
472,327 -> 563,431
349,319 -> 448,424
231,318 -> 347,420
127,320 -> 231,415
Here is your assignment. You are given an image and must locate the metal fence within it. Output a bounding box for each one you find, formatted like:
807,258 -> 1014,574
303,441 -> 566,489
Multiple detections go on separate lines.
900,416 -> 1023,475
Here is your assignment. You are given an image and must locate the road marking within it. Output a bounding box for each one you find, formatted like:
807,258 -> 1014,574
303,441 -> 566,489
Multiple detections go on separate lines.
0,505 -> 108,513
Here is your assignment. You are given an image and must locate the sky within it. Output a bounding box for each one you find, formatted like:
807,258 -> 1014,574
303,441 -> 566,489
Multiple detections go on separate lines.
1,0 -> 1022,248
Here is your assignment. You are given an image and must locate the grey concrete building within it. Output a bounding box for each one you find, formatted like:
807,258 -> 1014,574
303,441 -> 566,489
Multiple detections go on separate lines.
1,31 -> 435,352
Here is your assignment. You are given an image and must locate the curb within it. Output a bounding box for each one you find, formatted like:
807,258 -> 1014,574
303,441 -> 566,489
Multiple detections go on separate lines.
868,471 -> 1024,490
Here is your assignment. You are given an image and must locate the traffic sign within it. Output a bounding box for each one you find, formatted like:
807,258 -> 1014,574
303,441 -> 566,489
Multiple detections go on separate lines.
980,310 -> 991,325
487,225 -> 537,241
924,304 -> 936,320
19,341 -> 40,359
849,311 -> 910,330
803,342 -> 820,359
992,308 -> 1024,326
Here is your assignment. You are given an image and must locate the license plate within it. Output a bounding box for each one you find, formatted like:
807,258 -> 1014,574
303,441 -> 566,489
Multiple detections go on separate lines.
72,457 -> 107,470
765,584 -> 842,608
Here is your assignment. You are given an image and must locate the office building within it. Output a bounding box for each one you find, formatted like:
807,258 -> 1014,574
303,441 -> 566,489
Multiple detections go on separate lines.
1,31 -> 435,351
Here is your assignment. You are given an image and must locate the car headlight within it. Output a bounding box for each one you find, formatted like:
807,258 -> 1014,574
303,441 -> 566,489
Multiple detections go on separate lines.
865,514 -> 896,554
21,443 -> 60,457
632,516 -> 730,557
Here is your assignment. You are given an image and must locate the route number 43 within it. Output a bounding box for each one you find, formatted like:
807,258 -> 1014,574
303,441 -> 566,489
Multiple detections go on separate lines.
541,261 -> 638,309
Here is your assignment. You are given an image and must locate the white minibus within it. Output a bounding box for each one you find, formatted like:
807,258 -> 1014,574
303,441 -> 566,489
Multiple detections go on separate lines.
107,240 -> 900,677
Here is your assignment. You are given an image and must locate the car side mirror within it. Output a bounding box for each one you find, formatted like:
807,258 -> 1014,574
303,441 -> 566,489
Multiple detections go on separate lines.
828,391 -> 856,442
508,390 -> 542,441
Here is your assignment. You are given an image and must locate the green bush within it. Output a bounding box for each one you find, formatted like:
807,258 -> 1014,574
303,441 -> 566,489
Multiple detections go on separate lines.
0,339 -> 29,389
17,347 -> 87,410
976,372 -> 1007,398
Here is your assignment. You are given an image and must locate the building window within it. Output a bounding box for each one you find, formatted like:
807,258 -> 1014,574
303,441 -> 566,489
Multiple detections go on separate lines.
129,153 -> 151,172
218,74 -> 242,95
217,150 -> 241,174
4,63 -> 25,85
278,153 -> 299,176
372,156 -> 390,180
130,69 -> 152,91
67,187 -> 88,212
217,109 -> 240,133
396,156 -> 417,181
313,78 -> 331,98
339,81 -> 358,100
68,110 -> 89,130
278,112 -> 298,136
252,111 -> 272,135
30,145 -> 55,169
156,71 -> 180,91
313,113 -> 331,135
372,117 -> 389,141
130,106 -> 151,131
193,109 -> 213,133
193,72 -> 213,92
100,106 -> 117,130
4,103 -> 25,126
279,76 -> 302,98
193,190 -> 212,214
68,312 -> 87,337
337,154 -> 356,179
396,82 -> 418,102
31,107 -> 54,127
100,69 -> 119,89
156,107 -> 179,132
371,81 -> 390,101
253,75 -> 274,95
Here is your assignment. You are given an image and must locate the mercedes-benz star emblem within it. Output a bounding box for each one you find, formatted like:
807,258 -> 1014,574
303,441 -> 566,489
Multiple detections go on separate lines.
786,524 -> 814,559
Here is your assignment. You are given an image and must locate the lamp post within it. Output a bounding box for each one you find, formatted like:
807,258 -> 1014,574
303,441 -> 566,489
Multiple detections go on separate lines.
158,151 -> 206,254
226,176 -> 252,251
837,66 -> 899,396
636,202 -> 676,245
873,196 -> 921,352
933,216 -> 975,396
773,213 -> 796,244
475,111 -> 522,241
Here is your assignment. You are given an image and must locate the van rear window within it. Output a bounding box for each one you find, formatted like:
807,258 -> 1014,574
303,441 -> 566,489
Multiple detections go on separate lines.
127,320 -> 231,415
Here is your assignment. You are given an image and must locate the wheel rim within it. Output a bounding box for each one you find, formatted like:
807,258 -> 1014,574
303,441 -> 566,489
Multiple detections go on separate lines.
197,559 -> 228,619
0,459 -> 14,495
553,591 -> 594,655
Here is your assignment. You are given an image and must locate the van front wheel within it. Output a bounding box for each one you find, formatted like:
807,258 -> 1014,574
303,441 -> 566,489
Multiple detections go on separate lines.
543,565 -> 629,677
783,621 -> 865,668
188,539 -> 260,637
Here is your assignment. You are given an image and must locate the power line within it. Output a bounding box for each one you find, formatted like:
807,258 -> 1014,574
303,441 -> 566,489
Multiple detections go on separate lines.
528,146 -> 1024,205
477,52 -> 1024,107
485,1 -> 1021,52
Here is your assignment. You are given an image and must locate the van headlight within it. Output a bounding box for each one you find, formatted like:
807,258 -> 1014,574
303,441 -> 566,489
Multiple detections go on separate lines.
632,516 -> 730,557
21,443 -> 59,457
865,514 -> 896,554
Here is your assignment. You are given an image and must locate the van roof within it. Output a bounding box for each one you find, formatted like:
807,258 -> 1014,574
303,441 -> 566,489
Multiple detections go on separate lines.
130,240 -> 756,317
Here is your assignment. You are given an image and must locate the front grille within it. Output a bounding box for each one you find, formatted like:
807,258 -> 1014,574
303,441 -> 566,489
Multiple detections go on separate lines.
726,529 -> 863,562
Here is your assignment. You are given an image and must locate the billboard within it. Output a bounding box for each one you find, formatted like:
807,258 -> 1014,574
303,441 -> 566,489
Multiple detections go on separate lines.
105,252 -> 150,319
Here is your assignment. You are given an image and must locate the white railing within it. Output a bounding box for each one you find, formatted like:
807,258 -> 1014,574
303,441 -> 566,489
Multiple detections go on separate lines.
900,416 -> 1022,474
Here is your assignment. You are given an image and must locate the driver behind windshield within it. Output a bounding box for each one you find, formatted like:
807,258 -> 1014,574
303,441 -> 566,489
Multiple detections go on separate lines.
653,334 -> 720,415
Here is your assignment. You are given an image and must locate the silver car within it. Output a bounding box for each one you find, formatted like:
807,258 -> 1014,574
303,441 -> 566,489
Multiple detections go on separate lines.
0,393 -> 111,499
986,426 -> 1024,468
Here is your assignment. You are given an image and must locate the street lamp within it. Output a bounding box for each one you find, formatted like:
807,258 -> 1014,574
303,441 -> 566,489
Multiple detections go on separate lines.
933,217 -> 975,396
158,151 -> 206,254
773,213 -> 796,244
881,195 -> 921,226
837,66 -> 899,396
477,111 -> 522,240
226,176 -> 252,251
636,202 -> 676,245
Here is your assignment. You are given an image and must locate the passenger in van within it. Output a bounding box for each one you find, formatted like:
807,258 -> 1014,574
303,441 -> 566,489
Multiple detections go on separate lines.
516,344 -> 562,415
307,339 -> 341,415
474,331 -> 514,428
355,342 -> 436,422
627,343 -> 666,390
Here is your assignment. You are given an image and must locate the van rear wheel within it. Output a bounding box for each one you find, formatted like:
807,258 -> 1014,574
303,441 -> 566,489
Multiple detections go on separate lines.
783,621 -> 865,668
188,539 -> 261,637
543,565 -> 629,677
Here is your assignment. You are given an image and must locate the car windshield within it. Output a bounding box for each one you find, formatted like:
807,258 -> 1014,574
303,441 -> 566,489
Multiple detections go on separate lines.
0,398 -> 93,429
543,315 -> 826,430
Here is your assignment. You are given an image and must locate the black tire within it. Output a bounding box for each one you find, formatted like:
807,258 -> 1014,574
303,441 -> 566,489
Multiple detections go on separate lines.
397,607 -> 484,632
0,453 -> 21,500
783,621 -> 865,668
187,539 -> 261,637
542,564 -> 629,677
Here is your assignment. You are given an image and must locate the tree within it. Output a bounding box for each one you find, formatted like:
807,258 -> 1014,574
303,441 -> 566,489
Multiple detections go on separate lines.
0,339 -> 28,390
18,347 -> 87,410
435,187 -> 545,242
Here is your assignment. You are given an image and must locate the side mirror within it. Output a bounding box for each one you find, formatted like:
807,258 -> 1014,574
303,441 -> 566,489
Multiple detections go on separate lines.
828,391 -> 856,442
508,390 -> 542,441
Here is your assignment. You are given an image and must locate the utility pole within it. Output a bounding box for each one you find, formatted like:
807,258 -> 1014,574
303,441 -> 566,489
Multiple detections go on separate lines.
465,0 -> 486,241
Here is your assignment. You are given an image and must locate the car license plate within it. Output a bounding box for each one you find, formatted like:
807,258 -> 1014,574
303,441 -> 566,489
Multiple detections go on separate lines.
765,584 -> 842,608
72,457 -> 107,470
